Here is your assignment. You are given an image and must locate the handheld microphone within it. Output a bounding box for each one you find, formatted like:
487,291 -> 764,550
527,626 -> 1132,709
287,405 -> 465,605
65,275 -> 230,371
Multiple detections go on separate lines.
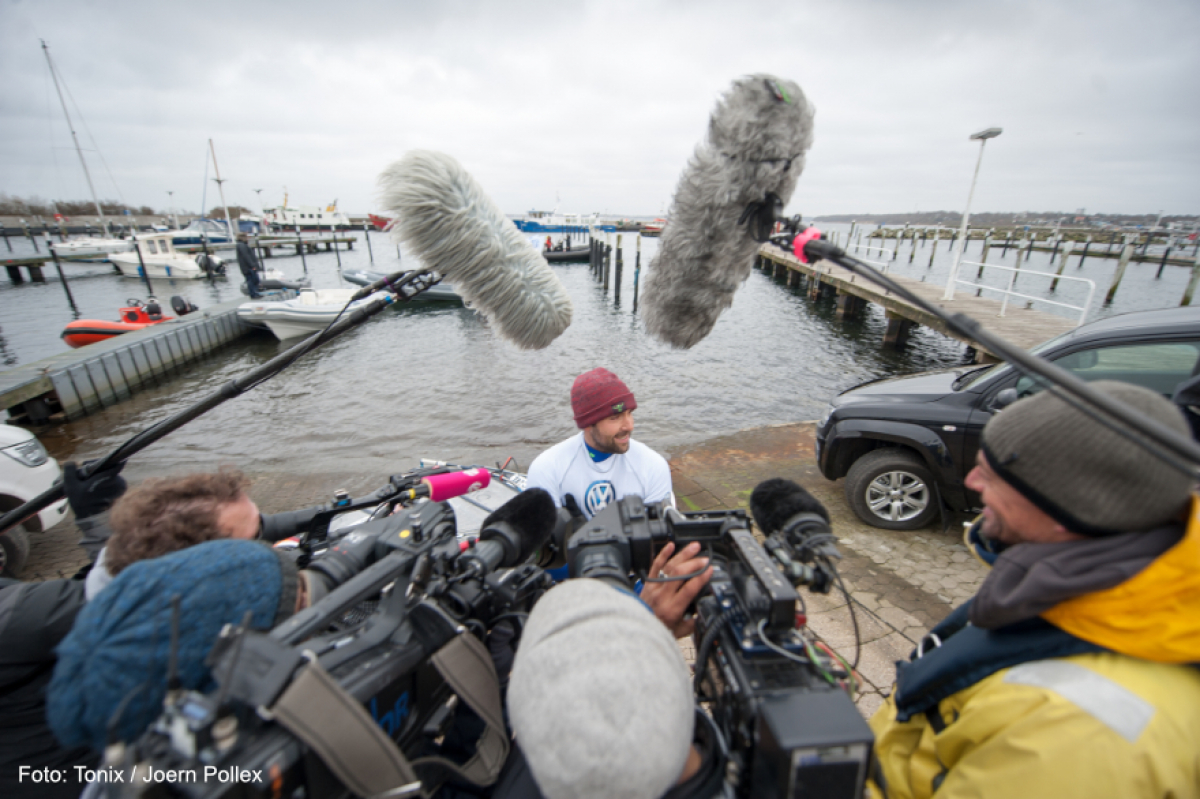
406,468 -> 492,502
749,477 -> 840,562
643,74 -> 815,349
377,151 -> 573,349
468,488 -> 558,571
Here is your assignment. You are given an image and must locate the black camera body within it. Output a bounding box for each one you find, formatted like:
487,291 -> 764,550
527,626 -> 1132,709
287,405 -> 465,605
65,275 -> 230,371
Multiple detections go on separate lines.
567,497 -> 873,799
119,490 -> 549,799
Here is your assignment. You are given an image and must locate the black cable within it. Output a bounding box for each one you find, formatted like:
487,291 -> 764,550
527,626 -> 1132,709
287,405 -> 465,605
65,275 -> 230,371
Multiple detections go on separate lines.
826,560 -> 861,671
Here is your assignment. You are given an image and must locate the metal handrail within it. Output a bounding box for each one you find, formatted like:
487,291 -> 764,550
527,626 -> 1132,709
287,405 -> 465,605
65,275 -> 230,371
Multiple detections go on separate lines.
955,261 -> 1096,326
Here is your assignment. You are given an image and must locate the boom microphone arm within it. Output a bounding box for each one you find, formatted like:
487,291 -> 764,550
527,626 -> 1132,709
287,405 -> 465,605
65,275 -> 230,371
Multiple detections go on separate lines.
758,216 -> 1200,476
0,275 -> 441,536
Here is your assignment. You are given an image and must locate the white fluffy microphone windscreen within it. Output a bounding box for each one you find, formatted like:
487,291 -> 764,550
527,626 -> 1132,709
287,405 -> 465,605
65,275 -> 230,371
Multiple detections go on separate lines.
643,75 -> 815,349
377,150 -> 573,349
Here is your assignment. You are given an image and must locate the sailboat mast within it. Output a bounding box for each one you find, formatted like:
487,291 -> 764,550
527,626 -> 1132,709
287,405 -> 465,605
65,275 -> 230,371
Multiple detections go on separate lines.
208,139 -> 236,241
41,40 -> 109,234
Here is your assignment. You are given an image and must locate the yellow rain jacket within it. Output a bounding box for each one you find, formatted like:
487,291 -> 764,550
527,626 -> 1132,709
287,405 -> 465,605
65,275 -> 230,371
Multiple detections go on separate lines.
866,507 -> 1200,798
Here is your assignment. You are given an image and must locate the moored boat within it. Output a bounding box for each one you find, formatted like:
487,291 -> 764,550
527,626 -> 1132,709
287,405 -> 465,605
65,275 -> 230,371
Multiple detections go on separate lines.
543,246 -> 591,263
340,269 -> 462,302
514,209 -> 616,233
262,200 -> 353,231
60,296 -> 199,348
170,218 -> 231,246
237,288 -> 390,341
52,236 -> 135,260
108,231 -> 225,280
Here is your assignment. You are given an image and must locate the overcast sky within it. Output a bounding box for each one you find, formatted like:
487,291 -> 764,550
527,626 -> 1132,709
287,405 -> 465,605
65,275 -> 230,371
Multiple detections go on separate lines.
3,0 -> 1197,219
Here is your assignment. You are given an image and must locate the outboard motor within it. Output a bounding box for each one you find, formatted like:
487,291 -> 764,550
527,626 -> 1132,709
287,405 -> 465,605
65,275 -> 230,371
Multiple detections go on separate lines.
170,295 -> 199,316
196,253 -> 225,276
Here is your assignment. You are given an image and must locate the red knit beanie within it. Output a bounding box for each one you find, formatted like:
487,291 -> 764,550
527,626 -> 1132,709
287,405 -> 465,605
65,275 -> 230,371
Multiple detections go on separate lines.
571,368 -> 637,429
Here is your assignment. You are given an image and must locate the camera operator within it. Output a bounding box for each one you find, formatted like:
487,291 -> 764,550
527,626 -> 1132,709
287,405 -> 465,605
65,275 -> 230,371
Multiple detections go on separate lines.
868,381 -> 1200,797
0,462 -> 125,799
498,579 -> 723,799
85,469 -> 307,599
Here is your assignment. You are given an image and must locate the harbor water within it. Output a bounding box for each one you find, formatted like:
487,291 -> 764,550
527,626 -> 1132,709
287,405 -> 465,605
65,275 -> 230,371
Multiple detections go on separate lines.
0,223 -> 1193,484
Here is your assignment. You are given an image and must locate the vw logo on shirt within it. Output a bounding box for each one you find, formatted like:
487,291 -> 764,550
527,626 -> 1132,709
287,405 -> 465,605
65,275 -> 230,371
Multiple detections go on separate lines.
584,480 -> 616,517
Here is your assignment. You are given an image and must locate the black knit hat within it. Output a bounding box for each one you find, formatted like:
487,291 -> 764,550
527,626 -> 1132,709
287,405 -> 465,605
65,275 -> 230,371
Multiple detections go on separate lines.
981,380 -> 1193,536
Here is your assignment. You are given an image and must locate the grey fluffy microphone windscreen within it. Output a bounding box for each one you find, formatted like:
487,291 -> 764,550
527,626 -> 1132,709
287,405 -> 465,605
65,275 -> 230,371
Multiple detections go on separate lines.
643,75 -> 815,349
377,150 -> 573,349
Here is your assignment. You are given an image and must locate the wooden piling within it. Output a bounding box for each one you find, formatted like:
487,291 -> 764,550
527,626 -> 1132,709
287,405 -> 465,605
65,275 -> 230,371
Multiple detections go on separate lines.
1050,241 -> 1072,291
614,235 -> 623,304
1181,252 -> 1200,306
1157,245 -> 1172,278
1077,237 -> 1091,268
632,237 -> 641,313
977,236 -> 991,278
47,240 -> 78,311
927,234 -> 938,267
1105,239 -> 1134,305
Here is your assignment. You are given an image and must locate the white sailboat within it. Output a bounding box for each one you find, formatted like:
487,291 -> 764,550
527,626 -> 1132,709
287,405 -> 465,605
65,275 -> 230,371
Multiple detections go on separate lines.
41,41 -> 132,260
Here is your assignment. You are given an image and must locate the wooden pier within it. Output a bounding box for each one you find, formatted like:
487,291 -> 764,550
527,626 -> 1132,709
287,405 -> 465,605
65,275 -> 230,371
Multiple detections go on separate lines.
1,234 -> 358,284
757,245 -> 1077,362
0,299 -> 253,424
176,234 -> 357,258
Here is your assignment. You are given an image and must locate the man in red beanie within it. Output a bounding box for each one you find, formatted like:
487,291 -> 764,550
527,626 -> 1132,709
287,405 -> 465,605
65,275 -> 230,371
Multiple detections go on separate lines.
527,368 -> 712,636
527,367 -> 670,517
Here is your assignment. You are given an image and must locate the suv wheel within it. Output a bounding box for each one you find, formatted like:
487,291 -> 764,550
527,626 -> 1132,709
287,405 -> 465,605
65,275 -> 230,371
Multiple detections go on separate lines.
845,449 -> 938,531
0,526 -> 31,578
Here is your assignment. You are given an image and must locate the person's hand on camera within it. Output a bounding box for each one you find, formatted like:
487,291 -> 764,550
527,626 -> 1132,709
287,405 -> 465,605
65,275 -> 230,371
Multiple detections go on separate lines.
63,460 -> 127,519
641,541 -> 713,638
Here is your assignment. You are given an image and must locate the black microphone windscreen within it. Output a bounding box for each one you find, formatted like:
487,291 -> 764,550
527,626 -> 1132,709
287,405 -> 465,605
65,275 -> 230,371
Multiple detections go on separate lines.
750,478 -> 830,536
480,488 -> 558,565
644,75 -> 814,349
377,151 -> 573,349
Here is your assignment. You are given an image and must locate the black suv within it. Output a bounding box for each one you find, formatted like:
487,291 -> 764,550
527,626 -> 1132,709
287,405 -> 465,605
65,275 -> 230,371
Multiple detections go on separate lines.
816,306 -> 1200,530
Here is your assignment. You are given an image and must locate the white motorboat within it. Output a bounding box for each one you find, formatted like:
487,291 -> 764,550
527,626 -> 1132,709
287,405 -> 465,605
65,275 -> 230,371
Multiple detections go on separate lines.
237,287 -> 389,340
171,218 -> 231,246
108,231 -> 223,280
52,236 -> 135,260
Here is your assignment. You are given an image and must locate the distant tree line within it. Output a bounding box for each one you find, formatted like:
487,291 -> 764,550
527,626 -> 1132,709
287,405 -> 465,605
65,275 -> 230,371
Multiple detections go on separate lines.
0,193 -> 157,217
813,210 -> 1198,227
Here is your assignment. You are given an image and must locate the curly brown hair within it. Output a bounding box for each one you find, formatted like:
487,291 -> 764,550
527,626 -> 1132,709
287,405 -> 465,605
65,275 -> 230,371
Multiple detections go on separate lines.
105,469 -> 253,576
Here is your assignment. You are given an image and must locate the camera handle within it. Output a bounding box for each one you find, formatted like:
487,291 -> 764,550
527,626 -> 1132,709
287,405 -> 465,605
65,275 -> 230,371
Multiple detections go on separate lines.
266,632 -> 509,797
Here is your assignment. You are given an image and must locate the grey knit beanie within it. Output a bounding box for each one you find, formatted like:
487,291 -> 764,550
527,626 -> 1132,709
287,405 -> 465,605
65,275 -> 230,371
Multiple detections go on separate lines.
981,380 -> 1193,536
507,579 -> 694,799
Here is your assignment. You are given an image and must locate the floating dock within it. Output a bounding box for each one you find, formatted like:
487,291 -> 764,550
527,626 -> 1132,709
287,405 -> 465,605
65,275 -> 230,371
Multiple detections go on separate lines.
0,298 -> 252,424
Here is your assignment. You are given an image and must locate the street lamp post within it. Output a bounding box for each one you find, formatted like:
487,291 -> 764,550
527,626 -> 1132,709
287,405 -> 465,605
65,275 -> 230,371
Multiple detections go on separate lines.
943,127 -> 1002,300
166,190 -> 179,230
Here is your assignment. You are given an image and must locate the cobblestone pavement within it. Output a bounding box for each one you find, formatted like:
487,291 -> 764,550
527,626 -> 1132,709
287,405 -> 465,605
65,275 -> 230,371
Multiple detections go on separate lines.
24,423 -> 988,721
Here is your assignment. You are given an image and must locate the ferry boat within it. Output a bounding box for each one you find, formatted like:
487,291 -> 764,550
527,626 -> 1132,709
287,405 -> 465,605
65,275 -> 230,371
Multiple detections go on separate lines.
513,209 -> 615,233
261,200 -> 353,231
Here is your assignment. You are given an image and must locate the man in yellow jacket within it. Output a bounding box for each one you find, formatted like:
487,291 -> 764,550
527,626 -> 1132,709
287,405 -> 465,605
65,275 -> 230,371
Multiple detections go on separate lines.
868,380 -> 1200,798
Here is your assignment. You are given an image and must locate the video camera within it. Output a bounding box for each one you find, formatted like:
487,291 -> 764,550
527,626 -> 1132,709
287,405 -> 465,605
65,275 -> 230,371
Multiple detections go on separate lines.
111,470 -> 553,799
567,496 -> 873,799
112,472 -> 868,799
